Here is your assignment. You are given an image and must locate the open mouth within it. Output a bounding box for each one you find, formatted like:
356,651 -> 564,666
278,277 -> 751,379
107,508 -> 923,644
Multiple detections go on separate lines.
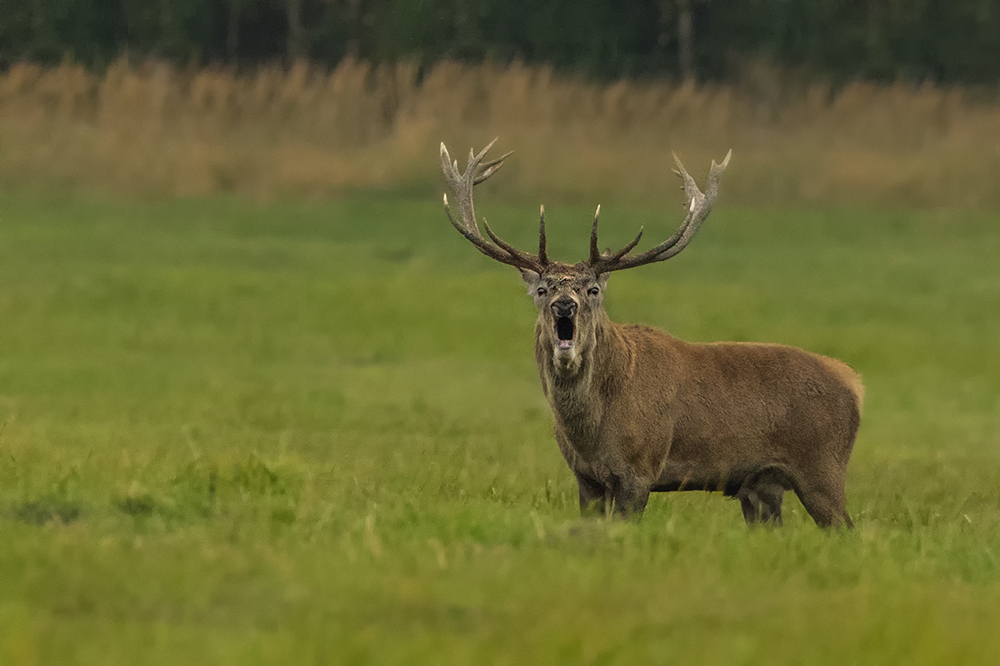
555,316 -> 575,349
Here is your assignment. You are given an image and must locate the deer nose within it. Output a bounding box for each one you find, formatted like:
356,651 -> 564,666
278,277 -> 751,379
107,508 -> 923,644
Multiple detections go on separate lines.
551,298 -> 578,318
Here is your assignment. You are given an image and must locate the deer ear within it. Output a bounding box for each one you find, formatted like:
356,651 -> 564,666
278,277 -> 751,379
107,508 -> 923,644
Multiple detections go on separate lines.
597,273 -> 610,288
520,269 -> 542,291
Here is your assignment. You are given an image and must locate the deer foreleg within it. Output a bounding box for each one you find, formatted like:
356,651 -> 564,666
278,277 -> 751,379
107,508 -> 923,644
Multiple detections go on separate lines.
610,475 -> 651,521
576,473 -> 609,518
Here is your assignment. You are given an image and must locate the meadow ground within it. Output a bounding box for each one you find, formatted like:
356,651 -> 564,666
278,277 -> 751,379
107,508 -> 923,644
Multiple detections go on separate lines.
0,190 -> 999,664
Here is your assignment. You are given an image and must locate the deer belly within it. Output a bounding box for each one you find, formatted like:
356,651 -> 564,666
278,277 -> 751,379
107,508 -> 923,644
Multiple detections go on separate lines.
653,447 -> 764,495
653,460 -> 736,493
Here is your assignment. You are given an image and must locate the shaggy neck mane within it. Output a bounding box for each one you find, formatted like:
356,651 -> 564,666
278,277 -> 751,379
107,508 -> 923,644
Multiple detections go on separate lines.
535,312 -> 631,453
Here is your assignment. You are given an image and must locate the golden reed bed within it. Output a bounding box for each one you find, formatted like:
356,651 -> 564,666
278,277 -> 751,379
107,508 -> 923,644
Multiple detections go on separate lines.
1,58 -> 998,207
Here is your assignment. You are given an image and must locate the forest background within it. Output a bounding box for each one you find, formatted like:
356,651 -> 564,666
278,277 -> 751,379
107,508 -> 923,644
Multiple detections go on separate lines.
6,0 -> 1000,84
2,0 -> 1000,206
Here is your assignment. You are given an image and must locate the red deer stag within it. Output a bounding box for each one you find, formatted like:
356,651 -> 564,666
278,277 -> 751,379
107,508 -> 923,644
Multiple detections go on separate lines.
439,140 -> 863,527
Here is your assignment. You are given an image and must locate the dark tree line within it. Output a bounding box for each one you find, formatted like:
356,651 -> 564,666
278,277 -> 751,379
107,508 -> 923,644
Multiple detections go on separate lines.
2,0 -> 1000,84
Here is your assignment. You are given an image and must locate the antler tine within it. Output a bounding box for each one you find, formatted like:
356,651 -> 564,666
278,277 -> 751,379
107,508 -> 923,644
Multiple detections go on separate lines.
474,151 -> 513,185
440,140 -> 547,273
591,206 -> 645,264
591,150 -> 731,274
672,150 -> 703,211
588,205 -> 601,264
605,226 -> 644,262
648,150 -> 731,261
442,193 -> 511,263
482,216 -> 540,264
538,205 -> 548,265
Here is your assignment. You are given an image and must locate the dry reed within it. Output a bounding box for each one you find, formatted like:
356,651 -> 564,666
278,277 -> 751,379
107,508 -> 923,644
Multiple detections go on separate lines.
1,58 -> 999,208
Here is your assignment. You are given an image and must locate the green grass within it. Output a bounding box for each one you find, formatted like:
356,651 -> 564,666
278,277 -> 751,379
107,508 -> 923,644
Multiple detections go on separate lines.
1,190 -> 1000,664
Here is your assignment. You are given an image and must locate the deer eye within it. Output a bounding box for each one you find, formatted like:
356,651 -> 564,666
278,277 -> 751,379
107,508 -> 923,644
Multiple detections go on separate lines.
588,287 -> 600,296
537,287 -> 547,296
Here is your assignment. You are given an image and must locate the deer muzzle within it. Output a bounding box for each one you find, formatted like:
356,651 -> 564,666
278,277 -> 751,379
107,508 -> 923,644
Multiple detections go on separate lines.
551,298 -> 577,318
551,298 -> 578,351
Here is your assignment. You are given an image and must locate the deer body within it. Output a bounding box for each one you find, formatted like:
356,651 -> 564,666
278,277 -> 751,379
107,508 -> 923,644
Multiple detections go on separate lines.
440,141 -> 862,527
535,302 -> 862,525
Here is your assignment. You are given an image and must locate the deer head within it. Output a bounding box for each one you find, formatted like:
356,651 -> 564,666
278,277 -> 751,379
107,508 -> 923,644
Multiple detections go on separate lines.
440,140 -> 730,371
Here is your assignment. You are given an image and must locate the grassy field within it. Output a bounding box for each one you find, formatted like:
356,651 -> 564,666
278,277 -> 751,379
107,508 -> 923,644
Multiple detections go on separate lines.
1,189 -> 999,664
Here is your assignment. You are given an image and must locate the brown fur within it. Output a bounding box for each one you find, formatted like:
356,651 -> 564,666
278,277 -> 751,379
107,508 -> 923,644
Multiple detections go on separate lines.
524,263 -> 862,527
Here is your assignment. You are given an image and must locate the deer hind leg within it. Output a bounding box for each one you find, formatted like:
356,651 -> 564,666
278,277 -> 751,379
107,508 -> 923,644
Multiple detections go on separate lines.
737,485 -> 784,525
608,473 -> 651,521
576,473 -> 609,518
737,467 -> 791,526
794,474 -> 852,528
737,487 -> 762,524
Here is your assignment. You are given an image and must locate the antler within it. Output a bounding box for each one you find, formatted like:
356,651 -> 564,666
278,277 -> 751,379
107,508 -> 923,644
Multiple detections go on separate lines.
441,140 -> 549,274
590,150 -> 731,274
